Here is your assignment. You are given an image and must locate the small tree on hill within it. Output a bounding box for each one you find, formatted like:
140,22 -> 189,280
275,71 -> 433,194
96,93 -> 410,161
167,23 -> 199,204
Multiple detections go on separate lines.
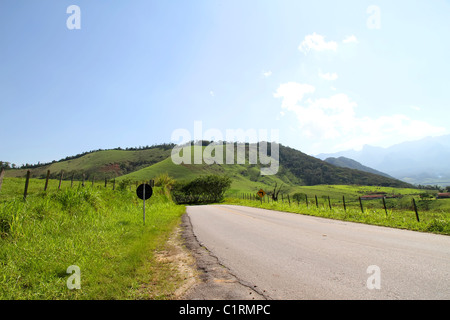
271,182 -> 283,201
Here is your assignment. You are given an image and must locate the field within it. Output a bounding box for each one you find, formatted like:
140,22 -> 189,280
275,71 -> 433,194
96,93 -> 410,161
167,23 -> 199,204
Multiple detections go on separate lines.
224,184 -> 450,235
1,173 -> 448,299
0,177 -> 188,299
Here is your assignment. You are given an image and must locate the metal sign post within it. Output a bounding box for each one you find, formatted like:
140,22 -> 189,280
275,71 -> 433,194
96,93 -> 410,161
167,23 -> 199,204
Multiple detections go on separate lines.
137,183 -> 153,226
257,189 -> 266,204
143,184 -> 146,225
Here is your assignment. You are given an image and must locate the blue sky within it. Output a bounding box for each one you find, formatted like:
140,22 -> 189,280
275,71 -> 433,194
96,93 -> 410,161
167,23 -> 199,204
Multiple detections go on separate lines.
1,0 -> 449,166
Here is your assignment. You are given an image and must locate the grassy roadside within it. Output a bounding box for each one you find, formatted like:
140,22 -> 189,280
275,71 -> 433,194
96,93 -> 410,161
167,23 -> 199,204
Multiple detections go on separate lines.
222,197 -> 450,236
0,178 -> 187,299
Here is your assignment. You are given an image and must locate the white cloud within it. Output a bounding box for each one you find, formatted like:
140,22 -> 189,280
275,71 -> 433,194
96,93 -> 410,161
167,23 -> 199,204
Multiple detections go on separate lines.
274,82 -> 447,151
209,90 -> 215,97
298,33 -> 338,54
319,71 -> 338,81
273,82 -> 315,111
343,35 -> 358,44
262,70 -> 272,78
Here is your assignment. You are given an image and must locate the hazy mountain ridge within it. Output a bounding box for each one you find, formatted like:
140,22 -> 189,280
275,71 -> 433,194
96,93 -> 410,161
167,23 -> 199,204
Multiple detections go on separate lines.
324,156 -> 392,178
316,134 -> 450,186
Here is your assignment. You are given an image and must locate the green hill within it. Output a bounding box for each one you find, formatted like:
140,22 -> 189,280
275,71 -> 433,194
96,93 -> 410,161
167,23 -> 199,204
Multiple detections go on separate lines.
4,146 -> 173,180
4,142 -> 413,193
118,143 -> 412,191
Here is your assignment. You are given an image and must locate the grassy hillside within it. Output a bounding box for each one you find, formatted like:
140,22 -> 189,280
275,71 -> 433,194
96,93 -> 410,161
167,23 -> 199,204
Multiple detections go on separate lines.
117,145 -> 287,195
4,142 -> 413,194
0,178 -> 187,299
4,147 -> 172,180
278,145 -> 410,187
118,144 -> 412,191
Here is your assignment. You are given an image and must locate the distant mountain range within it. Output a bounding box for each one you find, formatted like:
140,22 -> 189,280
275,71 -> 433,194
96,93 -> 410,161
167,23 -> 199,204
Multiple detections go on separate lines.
316,134 -> 450,186
323,157 -> 392,178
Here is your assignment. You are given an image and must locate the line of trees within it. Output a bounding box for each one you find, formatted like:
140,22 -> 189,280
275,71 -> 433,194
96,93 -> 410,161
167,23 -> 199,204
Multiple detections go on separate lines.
0,143 -> 177,170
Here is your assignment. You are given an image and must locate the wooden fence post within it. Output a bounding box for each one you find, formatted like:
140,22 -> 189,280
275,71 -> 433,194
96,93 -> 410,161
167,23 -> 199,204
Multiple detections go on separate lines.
328,196 -> 332,210
44,170 -> 50,191
305,194 -> 308,208
71,173 -> 74,188
0,167 -> 5,193
315,195 -> 318,208
412,198 -> 420,222
82,174 -> 85,187
58,172 -> 63,190
343,195 -> 346,212
105,177 -> 107,188
382,197 -> 388,217
359,197 -> 364,213
24,170 -> 31,201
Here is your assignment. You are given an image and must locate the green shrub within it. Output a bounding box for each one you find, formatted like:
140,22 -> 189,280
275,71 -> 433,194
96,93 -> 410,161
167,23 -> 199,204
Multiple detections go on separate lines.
154,173 -> 176,190
426,219 -> 450,233
172,174 -> 231,204
292,193 -> 307,202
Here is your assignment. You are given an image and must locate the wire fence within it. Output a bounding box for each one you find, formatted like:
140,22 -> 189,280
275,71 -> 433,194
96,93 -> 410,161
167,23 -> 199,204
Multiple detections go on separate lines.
0,168 -> 154,201
236,191 -> 427,222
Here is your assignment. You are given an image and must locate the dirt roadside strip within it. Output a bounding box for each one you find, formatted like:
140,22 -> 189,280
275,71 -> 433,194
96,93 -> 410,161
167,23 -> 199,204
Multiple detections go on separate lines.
175,213 -> 267,300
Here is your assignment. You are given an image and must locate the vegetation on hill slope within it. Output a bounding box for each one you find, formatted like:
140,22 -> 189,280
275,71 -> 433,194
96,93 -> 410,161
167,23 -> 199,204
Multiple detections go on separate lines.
4,142 -> 413,190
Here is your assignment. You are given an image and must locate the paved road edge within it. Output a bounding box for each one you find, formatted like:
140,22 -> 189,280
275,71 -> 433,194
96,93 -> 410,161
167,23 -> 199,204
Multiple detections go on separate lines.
180,211 -> 268,300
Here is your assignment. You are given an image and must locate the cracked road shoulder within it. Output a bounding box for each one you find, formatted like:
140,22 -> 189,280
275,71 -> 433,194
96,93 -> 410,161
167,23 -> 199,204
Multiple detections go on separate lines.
180,213 -> 267,300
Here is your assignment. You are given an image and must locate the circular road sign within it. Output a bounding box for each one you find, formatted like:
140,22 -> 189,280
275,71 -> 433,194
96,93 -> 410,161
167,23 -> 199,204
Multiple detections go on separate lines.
136,184 -> 153,200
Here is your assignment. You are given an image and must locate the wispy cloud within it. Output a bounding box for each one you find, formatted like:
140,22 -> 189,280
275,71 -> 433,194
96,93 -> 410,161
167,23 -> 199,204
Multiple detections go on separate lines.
209,90 -> 215,97
274,82 -> 447,150
319,71 -> 338,81
298,33 -> 337,54
342,35 -> 358,44
262,70 -> 272,78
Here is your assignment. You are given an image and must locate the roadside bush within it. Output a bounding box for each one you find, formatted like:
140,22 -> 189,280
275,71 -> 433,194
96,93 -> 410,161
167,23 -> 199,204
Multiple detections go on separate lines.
117,178 -> 133,191
292,193 -> 307,203
154,173 -> 176,190
172,175 -> 231,204
426,218 -> 450,233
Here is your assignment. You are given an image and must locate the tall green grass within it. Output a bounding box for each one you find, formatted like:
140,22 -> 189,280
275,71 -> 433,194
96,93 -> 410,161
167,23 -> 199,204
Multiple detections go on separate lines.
0,178 -> 186,299
224,196 -> 450,235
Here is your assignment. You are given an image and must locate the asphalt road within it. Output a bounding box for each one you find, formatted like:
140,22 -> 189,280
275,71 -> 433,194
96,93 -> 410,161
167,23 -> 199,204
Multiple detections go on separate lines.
186,205 -> 450,300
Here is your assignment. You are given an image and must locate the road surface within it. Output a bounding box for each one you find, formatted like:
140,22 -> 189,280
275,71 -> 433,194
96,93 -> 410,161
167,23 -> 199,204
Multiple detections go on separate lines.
186,205 -> 450,299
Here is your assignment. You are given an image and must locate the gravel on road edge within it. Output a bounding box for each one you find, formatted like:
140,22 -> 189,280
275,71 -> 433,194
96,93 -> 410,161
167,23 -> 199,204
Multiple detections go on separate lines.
180,212 -> 267,300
